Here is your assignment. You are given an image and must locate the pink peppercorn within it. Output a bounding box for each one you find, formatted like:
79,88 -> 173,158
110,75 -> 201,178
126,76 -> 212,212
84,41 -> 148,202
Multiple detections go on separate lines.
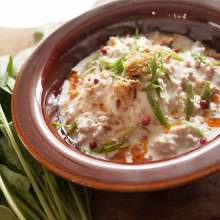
93,78 -> 99,84
89,141 -> 98,149
172,48 -> 180,53
200,137 -> 207,145
141,117 -> 151,126
199,100 -> 209,109
100,48 -> 108,55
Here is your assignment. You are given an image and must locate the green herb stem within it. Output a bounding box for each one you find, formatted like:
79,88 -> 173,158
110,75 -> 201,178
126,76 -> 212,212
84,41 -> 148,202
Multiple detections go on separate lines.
0,175 -> 26,220
202,81 -> 211,108
44,170 -> 68,220
147,95 -> 170,129
0,105 -> 55,220
97,139 -> 127,153
68,183 -> 88,220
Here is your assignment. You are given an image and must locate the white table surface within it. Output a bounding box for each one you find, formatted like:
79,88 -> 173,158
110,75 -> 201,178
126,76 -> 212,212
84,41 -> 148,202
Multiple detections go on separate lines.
0,0 -> 113,28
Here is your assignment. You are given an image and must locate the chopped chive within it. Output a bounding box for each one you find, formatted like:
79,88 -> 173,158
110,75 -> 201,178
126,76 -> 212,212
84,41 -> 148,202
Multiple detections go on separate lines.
106,57 -> 124,74
96,139 -> 127,153
185,82 -> 194,121
147,94 -> 170,129
148,56 -> 157,80
202,81 -> 211,108
184,121 -> 204,138
170,51 -> 183,61
52,121 -> 62,129
65,122 -> 77,134
147,56 -> 162,96
191,52 -> 207,64
133,28 -> 140,39
211,61 -> 220,66
118,127 -> 136,139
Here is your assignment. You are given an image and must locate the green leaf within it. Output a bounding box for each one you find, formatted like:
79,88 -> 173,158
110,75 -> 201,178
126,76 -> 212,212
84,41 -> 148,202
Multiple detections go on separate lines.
0,56 -> 10,88
0,88 -> 12,121
44,170 -> 68,220
202,81 -> 211,108
0,105 -> 55,220
0,205 -> 17,220
33,32 -> 44,44
0,176 -> 26,220
6,77 -> 15,92
0,165 -> 30,194
7,57 -> 14,77
147,95 -> 170,129
185,82 -> 194,121
68,183 -> 90,220
0,137 -> 23,172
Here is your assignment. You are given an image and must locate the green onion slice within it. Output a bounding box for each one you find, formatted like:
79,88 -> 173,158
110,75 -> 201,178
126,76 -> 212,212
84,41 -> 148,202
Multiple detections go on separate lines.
184,121 -> 204,138
147,95 -> 170,129
202,81 -> 211,108
185,82 -> 194,121
191,52 -> 207,64
96,139 -> 127,153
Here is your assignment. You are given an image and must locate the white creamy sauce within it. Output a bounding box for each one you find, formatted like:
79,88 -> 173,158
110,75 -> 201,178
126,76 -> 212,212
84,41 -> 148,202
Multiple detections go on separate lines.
51,31 -> 220,162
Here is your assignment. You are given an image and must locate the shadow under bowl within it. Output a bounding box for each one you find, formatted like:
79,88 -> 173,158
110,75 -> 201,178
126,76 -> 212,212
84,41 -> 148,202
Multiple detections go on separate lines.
12,0 -> 220,192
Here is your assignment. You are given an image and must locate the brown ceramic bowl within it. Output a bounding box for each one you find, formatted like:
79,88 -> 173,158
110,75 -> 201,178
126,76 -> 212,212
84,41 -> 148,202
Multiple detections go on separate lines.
12,0 -> 220,192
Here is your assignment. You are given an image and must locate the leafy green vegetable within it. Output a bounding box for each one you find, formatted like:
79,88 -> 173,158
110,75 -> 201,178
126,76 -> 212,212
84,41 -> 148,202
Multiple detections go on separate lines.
7,57 -> 14,77
0,205 -> 17,220
147,95 -> 170,129
0,105 -> 55,219
0,56 -> 13,88
185,83 -> 194,121
0,165 -> 30,194
0,37 -> 91,219
33,32 -> 44,44
202,81 -> 211,108
0,137 -> 23,172
0,88 -> 12,121
0,176 -> 26,220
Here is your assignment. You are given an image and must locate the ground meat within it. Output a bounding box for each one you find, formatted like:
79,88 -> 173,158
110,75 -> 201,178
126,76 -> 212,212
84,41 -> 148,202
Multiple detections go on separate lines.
151,124 -> 200,158
75,112 -> 110,143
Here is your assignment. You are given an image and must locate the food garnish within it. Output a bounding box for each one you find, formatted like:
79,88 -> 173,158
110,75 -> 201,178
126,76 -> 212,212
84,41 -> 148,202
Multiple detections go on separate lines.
185,82 -> 194,121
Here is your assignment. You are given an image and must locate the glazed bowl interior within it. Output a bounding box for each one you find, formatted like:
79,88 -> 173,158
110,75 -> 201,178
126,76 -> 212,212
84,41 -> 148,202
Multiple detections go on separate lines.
13,0 -> 220,191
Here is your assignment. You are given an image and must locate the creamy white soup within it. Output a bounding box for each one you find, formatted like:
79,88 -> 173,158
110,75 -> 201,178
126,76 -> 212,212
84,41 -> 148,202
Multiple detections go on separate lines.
50,31 -> 220,163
